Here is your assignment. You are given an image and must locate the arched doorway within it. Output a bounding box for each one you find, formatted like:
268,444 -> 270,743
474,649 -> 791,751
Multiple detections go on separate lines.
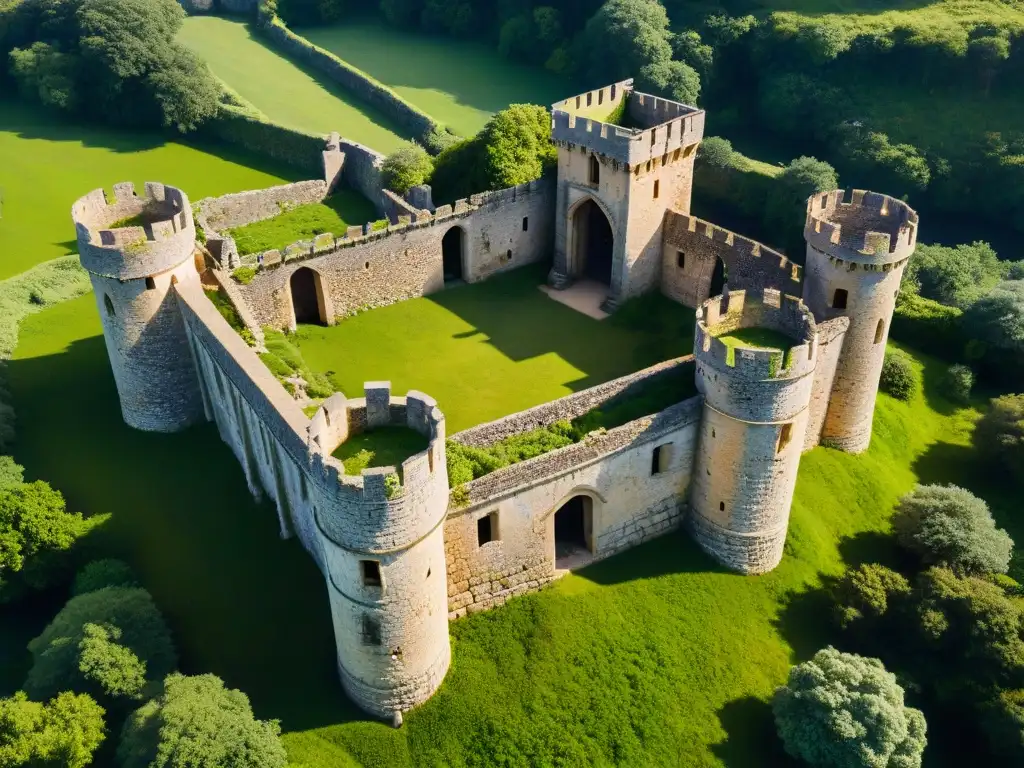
572,199 -> 613,286
290,267 -> 325,325
709,256 -> 728,298
553,495 -> 594,570
442,226 -> 464,283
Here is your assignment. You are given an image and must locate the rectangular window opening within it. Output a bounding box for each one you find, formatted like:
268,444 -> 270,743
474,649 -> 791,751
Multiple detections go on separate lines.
477,511 -> 498,546
651,443 -> 671,475
522,216 -> 529,232
777,423 -> 793,454
145,277 -> 156,290
653,180 -> 660,199
361,560 -> 381,587
361,614 -> 381,646
832,288 -> 848,310
677,251 -> 686,269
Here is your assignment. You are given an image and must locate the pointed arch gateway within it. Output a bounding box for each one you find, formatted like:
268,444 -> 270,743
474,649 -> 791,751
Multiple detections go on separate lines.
289,266 -> 330,326
570,197 -> 614,287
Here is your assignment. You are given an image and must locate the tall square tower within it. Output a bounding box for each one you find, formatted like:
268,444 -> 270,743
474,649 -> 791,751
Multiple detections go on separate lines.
549,79 -> 705,310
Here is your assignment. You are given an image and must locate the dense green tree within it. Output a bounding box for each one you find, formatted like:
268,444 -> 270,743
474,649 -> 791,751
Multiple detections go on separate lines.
72,558 -> 138,596
8,41 -> 78,110
637,58 -> 699,105
757,73 -> 843,141
764,156 -> 838,255
0,480 -> 100,603
773,646 -> 927,768
975,394 -> 1024,480
880,350 -> 919,401
0,691 -> 105,768
940,364 -> 973,404
696,136 -> 733,169
833,125 -> 930,197
902,241 -> 1005,309
378,0 -> 423,28
963,280 -> 1024,384
893,484 -> 1012,575
968,33 -> 1010,95
833,563 -> 911,632
0,457 -> 24,491
381,142 -> 434,194
498,6 -> 563,66
117,674 -> 286,768
480,104 -> 556,190
26,586 -> 177,704
672,30 -> 712,77
983,688 -> 1024,761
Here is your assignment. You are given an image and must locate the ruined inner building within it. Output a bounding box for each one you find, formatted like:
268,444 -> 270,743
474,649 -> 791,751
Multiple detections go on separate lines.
72,79 -> 918,723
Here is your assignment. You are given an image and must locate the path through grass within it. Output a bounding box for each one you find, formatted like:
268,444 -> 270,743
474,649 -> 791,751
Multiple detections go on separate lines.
294,21 -> 573,137
294,265 -> 695,432
178,16 -> 411,151
0,98 -> 302,279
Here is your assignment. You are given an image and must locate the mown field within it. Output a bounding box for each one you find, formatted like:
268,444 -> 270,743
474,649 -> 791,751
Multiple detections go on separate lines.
177,16 -> 411,152
0,98 -> 302,279
292,21 -> 573,137
2,277 -> 1001,766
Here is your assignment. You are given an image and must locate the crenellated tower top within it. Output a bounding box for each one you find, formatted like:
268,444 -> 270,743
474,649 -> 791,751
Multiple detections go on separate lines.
804,189 -> 918,266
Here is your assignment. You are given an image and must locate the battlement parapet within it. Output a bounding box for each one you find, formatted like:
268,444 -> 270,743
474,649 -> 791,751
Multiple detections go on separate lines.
804,189 -> 918,264
308,383 -> 448,554
74,182 -> 196,280
694,289 -> 817,382
235,178 -> 552,272
550,80 -> 704,167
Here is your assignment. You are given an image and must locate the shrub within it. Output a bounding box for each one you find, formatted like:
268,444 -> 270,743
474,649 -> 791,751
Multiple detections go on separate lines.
903,241 -> 1005,309
117,673 -> 287,768
26,586 -> 177,704
696,136 -> 734,168
233,267 -> 258,285
940,364 -> 973,404
963,280 -> 1024,386
773,646 -> 927,768
72,559 -> 138,596
0,480 -> 104,603
833,563 -> 911,631
880,350 -> 919,401
0,691 -> 106,768
764,156 -> 838,255
894,484 -> 1013,575
480,104 -> 557,190
0,455 -> 24,489
983,688 -> 1024,761
259,352 -> 293,378
421,126 -> 461,155
381,141 -> 434,194
975,394 -> 1024,480
891,292 -> 965,361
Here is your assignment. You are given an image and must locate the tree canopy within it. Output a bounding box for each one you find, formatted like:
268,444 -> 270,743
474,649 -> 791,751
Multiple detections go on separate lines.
381,142 -> 434,195
0,691 -> 105,768
117,674 -> 287,768
975,394 -> 1024,480
903,241 -> 1009,309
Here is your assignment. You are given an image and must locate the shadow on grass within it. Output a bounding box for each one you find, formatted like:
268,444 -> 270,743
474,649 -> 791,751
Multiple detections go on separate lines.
712,695 -> 797,768
575,528 -> 729,586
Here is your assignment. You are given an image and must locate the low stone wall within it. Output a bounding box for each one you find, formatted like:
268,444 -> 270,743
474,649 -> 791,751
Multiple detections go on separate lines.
201,103 -> 324,176
451,356 -> 695,448
382,190 -> 425,224
444,396 -> 701,618
198,180 -> 328,231
337,139 -> 386,212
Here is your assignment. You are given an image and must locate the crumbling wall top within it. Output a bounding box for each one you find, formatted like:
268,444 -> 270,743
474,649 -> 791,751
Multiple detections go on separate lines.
804,189 -> 918,264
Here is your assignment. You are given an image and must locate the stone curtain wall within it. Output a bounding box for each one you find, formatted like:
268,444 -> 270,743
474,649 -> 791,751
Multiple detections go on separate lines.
202,103 -> 325,176
233,179 -> 554,328
258,16 -> 446,147
661,212 -> 803,309
444,398 -> 702,617
337,139 -> 387,212
382,190 -> 425,224
803,316 -> 849,450
198,180 -> 329,231
452,356 -> 694,448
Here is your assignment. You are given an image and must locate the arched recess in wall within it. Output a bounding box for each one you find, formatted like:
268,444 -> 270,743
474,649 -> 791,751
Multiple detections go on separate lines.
103,294 -> 116,318
570,197 -> 614,287
709,256 -> 728,298
290,266 -> 329,326
553,495 -> 595,570
442,226 -> 465,284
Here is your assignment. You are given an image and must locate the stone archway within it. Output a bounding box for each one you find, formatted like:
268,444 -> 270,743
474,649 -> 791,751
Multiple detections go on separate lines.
553,494 -> 595,570
290,266 -> 328,326
442,226 -> 465,283
571,198 -> 614,286
709,256 -> 728,298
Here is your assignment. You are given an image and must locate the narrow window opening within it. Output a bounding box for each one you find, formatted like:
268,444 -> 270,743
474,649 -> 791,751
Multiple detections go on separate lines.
673,148 -> 681,161
777,423 -> 793,454
361,560 -> 381,587
650,130 -> 656,145
575,96 -> 581,108
522,216 -> 529,232
719,501 -> 725,512
874,318 -> 885,344
586,92 -> 592,107
677,251 -> 686,269
103,294 -> 115,317
365,261 -> 370,270
506,249 -> 512,262
589,155 -> 600,185
832,288 -> 848,310
653,180 -> 660,199
145,277 -> 156,290
651,443 -> 671,475
477,511 -> 498,546
667,122 -> 673,138
361,615 -> 381,646
426,567 -> 431,579
598,90 -> 604,105
712,428 -> 716,438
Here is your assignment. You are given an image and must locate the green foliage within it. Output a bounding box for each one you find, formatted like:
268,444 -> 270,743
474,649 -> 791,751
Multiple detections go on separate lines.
259,353 -> 292,379
578,0 -> 671,85
26,587 -> 177,704
480,104 -> 557,190
757,72 -> 841,140
0,457 -> 23,491
940,364 -> 974,404
891,292 -> 965,361
962,281 -> 1024,385
696,136 -> 733,168
0,480 -> 102,603
983,688 -> 1024,761
498,6 -> 563,67
261,329 -> 334,398
8,41 -> 78,111
206,289 -> 255,347
72,559 -> 138,596
903,241 -> 1006,309
117,673 -> 286,768
833,123 -> 930,197
0,691 -> 106,768
976,394 -> 1024,481
833,563 -> 911,631
232,267 -> 258,285
894,484 -> 1013,575
880,350 -> 920,401
420,126 -> 460,155
764,156 -> 838,255
773,646 -> 927,768
0,257 -> 92,361
332,427 -> 428,477
381,142 -> 433,194
638,58 -> 700,105
383,472 -> 402,500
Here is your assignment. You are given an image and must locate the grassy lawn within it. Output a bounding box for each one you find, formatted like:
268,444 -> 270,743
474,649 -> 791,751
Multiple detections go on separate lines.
332,427 -> 430,477
717,327 -> 795,353
293,264 -> 695,433
293,21 -> 573,137
0,97 -> 303,280
226,190 -> 379,256
178,16 -> 411,152
2,289 -> 1002,766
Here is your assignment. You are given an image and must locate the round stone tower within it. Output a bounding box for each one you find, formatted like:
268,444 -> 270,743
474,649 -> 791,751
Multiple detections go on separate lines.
803,189 -> 918,453
688,289 -> 819,574
308,383 -> 451,720
72,181 -> 205,432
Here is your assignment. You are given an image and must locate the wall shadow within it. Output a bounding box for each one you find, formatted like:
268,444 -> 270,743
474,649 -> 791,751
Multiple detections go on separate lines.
574,528 -> 730,587
712,695 -> 798,768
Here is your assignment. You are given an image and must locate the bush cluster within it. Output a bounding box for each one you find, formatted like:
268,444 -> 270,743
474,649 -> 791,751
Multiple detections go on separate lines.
261,328 -> 334,399
879,350 -> 919,401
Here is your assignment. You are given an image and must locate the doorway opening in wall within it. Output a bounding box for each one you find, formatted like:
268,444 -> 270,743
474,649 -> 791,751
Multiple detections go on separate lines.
709,256 -> 728,298
573,199 -> 613,287
290,267 -> 326,325
554,495 -> 594,571
442,226 -> 465,284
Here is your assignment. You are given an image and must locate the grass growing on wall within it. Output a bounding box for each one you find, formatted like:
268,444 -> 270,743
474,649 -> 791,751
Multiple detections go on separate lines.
0,98 -> 303,281
332,427 -> 429,477
226,190 -> 378,256
2,292 -> 1003,766
178,16 -> 411,152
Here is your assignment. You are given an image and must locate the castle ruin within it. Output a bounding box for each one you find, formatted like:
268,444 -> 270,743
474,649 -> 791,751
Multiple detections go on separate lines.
72,79 -> 918,723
